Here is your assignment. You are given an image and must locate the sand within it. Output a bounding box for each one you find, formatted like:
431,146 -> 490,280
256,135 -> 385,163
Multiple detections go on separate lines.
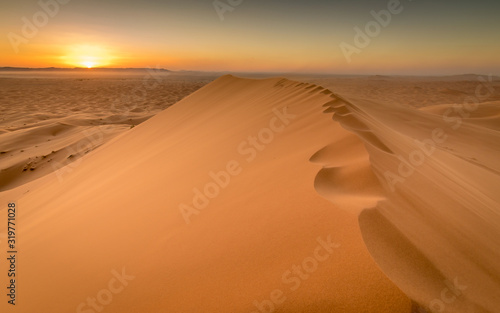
311,75 -> 500,312
0,71 -> 212,191
0,72 -> 499,312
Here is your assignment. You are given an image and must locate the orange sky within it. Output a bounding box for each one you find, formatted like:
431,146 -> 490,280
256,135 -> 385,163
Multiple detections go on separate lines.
1,0 -> 500,74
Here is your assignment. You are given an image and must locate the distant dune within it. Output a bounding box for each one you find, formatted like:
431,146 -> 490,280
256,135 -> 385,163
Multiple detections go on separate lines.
0,73 -> 212,191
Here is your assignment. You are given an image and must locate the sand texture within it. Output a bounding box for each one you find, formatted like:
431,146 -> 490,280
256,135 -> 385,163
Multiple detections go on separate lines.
1,73 -> 499,312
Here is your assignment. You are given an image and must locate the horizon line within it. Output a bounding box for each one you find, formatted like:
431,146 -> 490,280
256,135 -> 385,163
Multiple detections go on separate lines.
0,67 -> 498,78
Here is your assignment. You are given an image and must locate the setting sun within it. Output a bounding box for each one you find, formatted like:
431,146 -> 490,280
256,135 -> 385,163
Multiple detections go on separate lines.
82,60 -> 96,68
61,45 -> 114,68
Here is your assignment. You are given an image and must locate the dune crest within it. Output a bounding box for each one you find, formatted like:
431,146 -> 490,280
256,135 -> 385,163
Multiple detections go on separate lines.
0,75 -> 411,313
314,87 -> 500,312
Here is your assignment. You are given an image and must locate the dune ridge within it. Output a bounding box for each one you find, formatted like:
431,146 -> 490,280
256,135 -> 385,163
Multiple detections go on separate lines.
315,85 -> 500,312
2,74 -> 498,312
0,75 -> 411,312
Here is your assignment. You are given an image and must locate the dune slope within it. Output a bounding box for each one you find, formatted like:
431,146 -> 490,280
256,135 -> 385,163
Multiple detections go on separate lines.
318,87 -> 500,312
0,76 -> 410,313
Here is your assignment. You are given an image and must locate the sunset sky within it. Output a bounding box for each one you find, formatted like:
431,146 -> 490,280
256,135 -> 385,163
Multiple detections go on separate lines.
1,0 -> 499,74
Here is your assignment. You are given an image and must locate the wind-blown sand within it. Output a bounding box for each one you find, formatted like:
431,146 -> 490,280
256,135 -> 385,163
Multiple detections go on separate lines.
319,85 -> 500,312
0,73 -> 499,312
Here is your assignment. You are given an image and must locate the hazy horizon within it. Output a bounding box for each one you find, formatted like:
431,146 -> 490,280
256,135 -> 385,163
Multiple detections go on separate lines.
1,0 -> 500,75
1,66 -> 499,78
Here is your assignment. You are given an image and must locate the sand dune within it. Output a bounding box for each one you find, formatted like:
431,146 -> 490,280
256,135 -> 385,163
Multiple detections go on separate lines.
1,74 -> 498,312
0,75 -> 410,312
318,84 -> 500,312
421,101 -> 500,131
302,75 -> 500,108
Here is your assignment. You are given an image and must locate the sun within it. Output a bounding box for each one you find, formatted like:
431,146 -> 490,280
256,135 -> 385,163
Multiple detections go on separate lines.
62,45 -> 113,68
82,60 -> 96,68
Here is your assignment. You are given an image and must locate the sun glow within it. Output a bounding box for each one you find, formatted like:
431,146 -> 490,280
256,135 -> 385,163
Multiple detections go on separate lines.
82,60 -> 96,68
62,45 -> 114,68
